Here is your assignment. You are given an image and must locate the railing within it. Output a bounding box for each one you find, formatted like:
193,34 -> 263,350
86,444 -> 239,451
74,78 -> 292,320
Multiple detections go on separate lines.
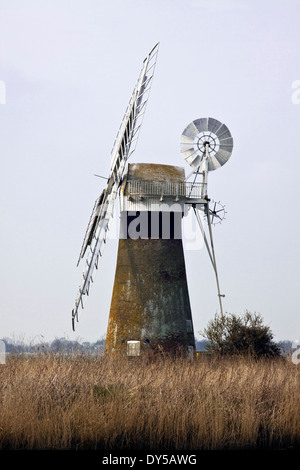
126,180 -> 205,200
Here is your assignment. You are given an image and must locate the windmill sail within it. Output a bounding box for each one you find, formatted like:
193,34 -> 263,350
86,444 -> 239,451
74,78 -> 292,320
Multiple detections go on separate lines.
72,43 -> 159,330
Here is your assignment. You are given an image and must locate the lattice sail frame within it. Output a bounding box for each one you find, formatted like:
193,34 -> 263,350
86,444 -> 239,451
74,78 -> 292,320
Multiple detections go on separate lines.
72,43 -> 159,330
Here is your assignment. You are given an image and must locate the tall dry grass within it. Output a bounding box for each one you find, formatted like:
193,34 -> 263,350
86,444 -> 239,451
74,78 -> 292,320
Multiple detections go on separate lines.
0,353 -> 299,450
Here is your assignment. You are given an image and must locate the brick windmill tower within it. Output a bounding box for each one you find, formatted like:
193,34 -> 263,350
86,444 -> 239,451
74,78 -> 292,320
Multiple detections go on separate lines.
71,44 -> 233,356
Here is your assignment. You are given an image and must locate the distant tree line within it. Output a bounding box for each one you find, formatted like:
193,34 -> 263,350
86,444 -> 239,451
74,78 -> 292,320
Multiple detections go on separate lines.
0,335 -> 293,357
0,337 -> 106,355
0,312 -> 294,358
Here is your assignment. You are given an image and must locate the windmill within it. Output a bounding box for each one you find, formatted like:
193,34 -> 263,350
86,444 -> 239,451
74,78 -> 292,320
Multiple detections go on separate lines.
180,117 -> 234,319
71,44 -> 233,357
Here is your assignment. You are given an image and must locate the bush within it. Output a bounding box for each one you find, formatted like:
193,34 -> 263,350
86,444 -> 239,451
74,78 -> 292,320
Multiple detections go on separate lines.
201,311 -> 281,357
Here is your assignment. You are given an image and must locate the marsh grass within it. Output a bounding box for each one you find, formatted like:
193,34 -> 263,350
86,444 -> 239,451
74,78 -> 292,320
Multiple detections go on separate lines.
0,353 -> 299,450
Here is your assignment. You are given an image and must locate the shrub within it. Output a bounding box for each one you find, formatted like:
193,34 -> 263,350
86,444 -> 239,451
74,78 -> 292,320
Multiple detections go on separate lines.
201,311 -> 281,357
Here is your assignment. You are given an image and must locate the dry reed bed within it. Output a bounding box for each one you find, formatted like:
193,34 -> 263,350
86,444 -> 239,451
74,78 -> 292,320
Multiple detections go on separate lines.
0,353 -> 299,450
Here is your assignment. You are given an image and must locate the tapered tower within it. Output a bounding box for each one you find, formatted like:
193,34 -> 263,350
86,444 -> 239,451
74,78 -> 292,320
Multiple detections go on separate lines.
105,163 -> 196,355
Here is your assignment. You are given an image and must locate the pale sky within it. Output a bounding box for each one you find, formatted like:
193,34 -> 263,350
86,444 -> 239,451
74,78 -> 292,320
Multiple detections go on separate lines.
0,0 -> 299,344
